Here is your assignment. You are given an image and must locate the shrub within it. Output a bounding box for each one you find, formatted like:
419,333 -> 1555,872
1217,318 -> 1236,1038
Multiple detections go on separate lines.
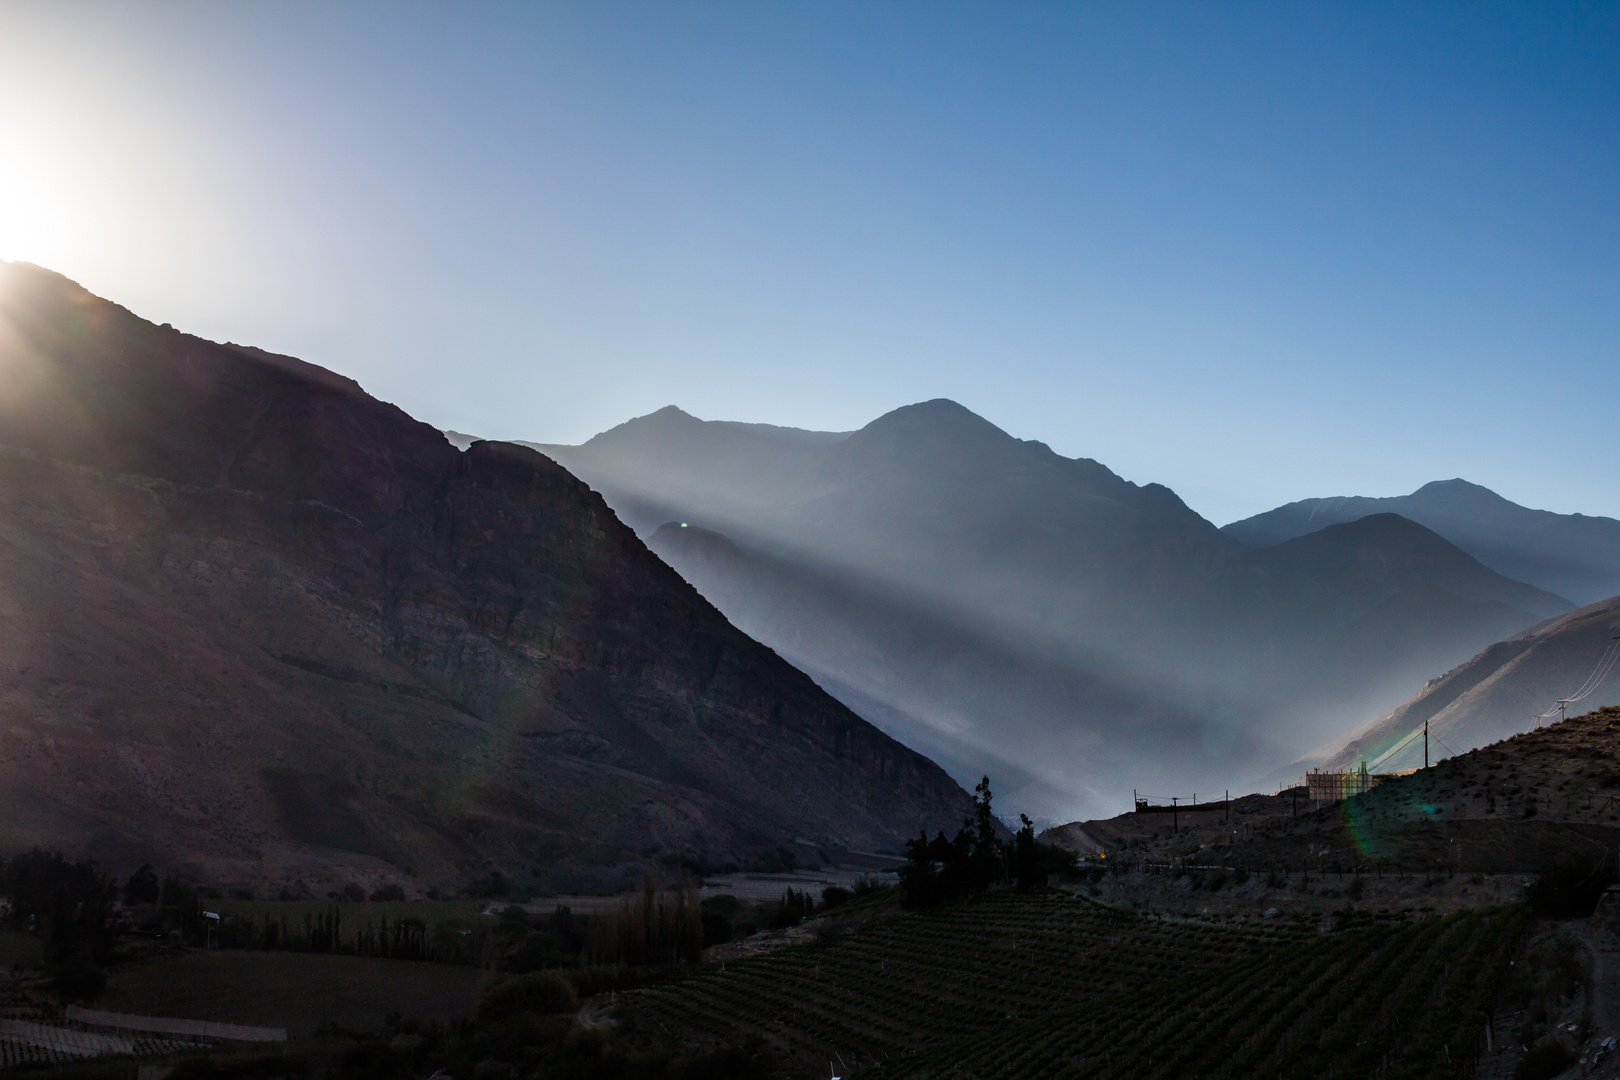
1516,1039 -> 1575,1080
569,965 -> 650,997
501,930 -> 562,973
343,883 -> 367,903
700,897 -> 735,946
820,886 -> 852,911
675,1040 -> 770,1080
1036,841 -> 1079,879
124,864 -> 161,905
769,890 -> 811,929
476,971 -> 579,1022
550,904 -> 585,954
335,1041 -> 413,1080
564,1026 -> 609,1060
1527,863 -> 1615,918
851,876 -> 884,897
370,884 -> 406,902
49,946 -> 107,1000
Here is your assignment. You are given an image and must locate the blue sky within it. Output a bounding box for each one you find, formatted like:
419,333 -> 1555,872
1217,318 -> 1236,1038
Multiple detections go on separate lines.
1,2 -> 1615,524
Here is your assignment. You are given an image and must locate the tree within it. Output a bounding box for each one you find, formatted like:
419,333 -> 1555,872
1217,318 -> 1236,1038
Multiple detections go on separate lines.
0,849 -> 116,997
899,777 -> 1014,907
125,864 -> 161,904
1010,814 -> 1046,888
967,776 -> 1005,891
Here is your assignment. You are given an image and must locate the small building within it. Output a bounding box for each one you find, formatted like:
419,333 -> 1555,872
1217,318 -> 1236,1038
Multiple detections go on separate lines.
1306,761 -> 1389,802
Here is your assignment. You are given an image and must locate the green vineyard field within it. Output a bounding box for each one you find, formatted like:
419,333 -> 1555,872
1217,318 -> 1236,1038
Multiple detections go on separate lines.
621,890 -> 1529,1080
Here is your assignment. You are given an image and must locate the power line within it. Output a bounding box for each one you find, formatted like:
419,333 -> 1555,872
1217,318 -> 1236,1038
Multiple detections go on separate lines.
1366,724 -> 1426,771
1535,634 -> 1620,726
1565,636 -> 1620,704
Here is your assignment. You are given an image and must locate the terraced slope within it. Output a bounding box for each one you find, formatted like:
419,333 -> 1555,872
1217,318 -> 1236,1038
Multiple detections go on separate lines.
622,889 -> 1314,1075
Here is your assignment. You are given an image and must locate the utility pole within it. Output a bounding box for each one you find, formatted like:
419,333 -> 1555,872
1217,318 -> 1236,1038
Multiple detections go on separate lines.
1424,720 -> 1429,770
1172,796 -> 1178,834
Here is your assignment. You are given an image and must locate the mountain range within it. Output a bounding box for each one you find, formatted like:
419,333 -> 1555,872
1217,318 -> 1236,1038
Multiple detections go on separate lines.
0,261 -> 976,895
528,403 -> 1574,822
1222,480 -> 1620,606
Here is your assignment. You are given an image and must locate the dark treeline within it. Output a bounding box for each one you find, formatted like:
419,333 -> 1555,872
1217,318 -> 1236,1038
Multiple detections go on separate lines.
0,849 -> 117,996
0,850 -> 728,979
136,875 -> 435,960
899,778 -> 1076,907
206,903 -> 432,961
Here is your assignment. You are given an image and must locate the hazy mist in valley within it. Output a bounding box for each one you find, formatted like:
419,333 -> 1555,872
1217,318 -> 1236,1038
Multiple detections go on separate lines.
523,401 -> 1574,824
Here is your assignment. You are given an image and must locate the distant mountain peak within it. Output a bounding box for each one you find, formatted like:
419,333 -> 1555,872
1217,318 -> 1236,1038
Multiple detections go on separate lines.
1223,479 -> 1620,604
867,398 -> 1005,431
1408,479 -> 1506,505
841,400 -> 1018,459
622,404 -> 702,429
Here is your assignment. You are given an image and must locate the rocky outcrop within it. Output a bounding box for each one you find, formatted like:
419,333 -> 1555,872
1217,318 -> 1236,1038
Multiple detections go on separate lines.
0,261 -> 975,894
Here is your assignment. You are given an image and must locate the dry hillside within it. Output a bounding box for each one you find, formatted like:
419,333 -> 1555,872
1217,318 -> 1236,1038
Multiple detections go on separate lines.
1068,706 -> 1620,880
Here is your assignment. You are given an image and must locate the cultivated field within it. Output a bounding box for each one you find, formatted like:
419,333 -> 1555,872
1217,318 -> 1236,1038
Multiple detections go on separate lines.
623,888 -> 1303,1073
620,887 -> 1529,1079
871,906 -> 1529,1079
95,952 -> 488,1038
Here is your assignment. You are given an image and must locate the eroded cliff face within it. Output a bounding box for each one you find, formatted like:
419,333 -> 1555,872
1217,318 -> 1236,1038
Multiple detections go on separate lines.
0,262 -> 974,894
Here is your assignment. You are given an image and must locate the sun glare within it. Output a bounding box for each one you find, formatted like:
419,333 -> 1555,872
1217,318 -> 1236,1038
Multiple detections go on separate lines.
0,131 -> 91,268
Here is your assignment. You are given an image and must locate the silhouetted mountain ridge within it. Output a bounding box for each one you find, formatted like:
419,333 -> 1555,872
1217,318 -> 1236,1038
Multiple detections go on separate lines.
0,260 -> 976,893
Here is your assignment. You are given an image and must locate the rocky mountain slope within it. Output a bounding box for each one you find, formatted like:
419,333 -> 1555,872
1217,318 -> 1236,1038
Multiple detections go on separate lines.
1221,479 -> 1620,605
1320,594 -> 1620,772
0,261 -> 976,896
529,404 -> 1568,822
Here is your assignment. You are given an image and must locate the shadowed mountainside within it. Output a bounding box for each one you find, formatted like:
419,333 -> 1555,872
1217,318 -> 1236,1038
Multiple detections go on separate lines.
1222,479 -> 1620,605
0,261 -> 976,895
530,405 -> 1569,822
